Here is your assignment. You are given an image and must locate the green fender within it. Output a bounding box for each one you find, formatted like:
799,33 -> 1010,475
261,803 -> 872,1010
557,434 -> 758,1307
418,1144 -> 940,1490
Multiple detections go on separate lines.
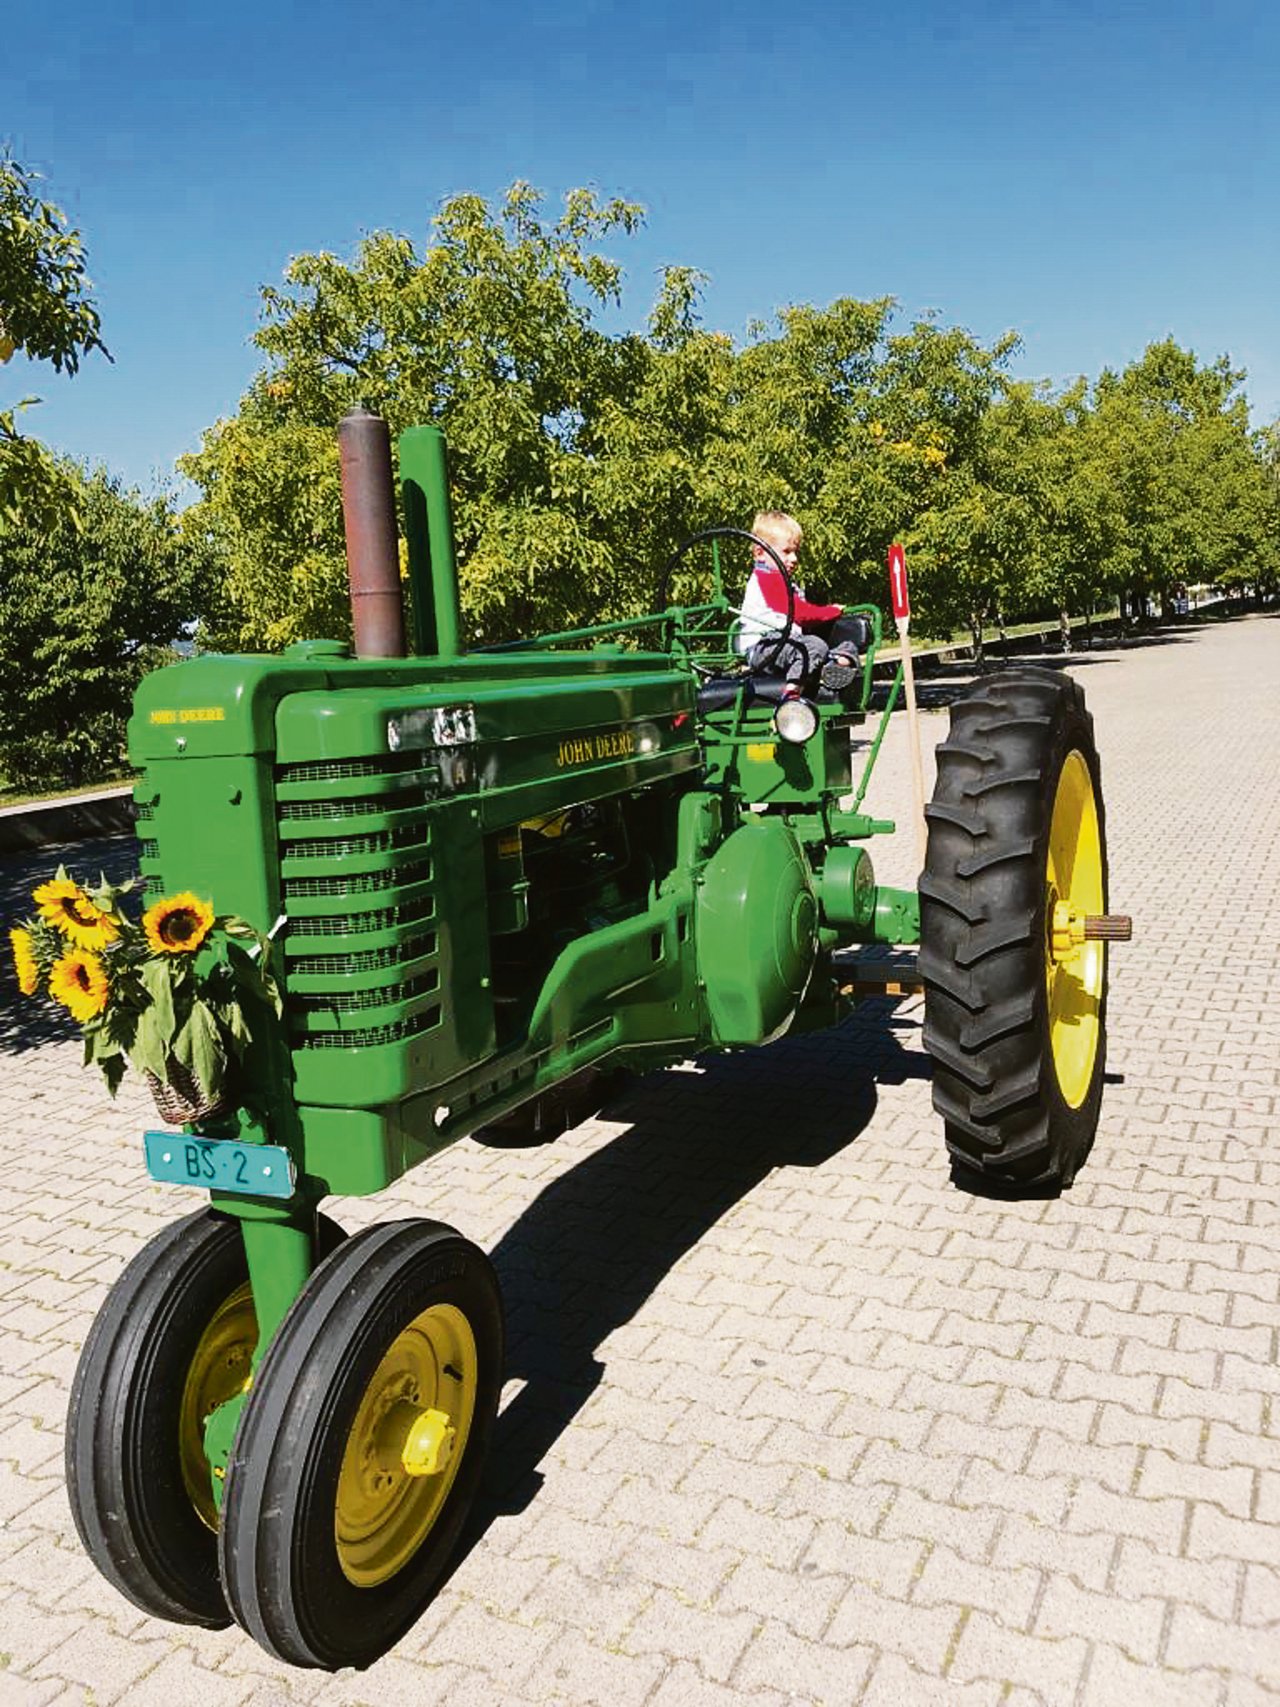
696,817 -> 817,1045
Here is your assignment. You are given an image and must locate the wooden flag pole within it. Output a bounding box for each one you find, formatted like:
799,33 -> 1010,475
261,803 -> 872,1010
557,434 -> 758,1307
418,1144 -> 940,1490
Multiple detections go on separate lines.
899,615 -> 928,872
888,545 -> 928,872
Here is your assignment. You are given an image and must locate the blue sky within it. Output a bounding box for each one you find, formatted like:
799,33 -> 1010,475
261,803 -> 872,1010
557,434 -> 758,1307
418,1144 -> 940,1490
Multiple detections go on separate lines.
5,0 -> 1277,495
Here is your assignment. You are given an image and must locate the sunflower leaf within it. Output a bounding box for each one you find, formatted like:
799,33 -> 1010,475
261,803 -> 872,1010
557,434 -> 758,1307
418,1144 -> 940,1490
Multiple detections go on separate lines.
138,956 -> 177,1043
220,914 -> 258,939
129,1003 -> 172,1080
175,1000 -> 225,1100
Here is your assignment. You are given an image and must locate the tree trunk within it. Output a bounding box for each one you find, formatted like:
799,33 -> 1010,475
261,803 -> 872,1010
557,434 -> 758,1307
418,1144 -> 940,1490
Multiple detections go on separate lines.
969,608 -> 985,665
995,604 -> 1008,652
1059,605 -> 1072,655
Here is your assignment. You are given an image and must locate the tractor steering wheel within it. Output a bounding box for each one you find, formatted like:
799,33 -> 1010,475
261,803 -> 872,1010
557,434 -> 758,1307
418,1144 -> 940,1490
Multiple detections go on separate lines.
658,527 -> 798,676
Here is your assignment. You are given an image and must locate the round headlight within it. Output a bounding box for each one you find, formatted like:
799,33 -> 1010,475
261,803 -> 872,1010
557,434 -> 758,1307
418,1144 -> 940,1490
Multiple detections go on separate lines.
773,697 -> 819,744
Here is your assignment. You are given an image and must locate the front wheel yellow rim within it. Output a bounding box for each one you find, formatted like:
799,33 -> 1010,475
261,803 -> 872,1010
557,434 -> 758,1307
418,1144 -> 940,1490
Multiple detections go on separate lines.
1045,749 -> 1105,1108
334,1303 -> 478,1588
179,1282 -> 256,1531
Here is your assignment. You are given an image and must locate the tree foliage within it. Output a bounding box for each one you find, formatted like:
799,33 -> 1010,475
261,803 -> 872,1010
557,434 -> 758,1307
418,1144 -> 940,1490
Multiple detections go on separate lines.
170,185 -> 1280,652
181,187 -> 1023,647
0,465 -> 218,789
0,153 -> 109,530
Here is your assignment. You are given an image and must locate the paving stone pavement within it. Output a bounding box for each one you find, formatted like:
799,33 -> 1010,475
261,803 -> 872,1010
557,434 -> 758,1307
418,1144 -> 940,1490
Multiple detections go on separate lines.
1,613 -> 1278,1707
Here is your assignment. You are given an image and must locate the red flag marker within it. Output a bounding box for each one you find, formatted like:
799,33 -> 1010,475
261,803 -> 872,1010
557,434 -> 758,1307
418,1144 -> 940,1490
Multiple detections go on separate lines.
888,542 -> 910,623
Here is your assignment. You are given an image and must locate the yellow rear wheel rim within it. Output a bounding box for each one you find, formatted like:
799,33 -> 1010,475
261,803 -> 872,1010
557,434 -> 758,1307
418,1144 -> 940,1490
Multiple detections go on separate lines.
1045,750 -> 1105,1108
179,1282 -> 256,1531
334,1303 -> 477,1588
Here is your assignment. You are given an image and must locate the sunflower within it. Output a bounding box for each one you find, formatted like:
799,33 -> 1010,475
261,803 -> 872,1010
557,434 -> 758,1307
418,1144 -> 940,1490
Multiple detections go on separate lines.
48,951 -> 110,1023
9,927 -> 40,996
32,877 -> 119,950
143,892 -> 216,955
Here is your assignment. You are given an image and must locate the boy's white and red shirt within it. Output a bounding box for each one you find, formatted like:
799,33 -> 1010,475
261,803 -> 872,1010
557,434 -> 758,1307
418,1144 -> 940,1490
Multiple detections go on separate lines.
736,558 -> 842,653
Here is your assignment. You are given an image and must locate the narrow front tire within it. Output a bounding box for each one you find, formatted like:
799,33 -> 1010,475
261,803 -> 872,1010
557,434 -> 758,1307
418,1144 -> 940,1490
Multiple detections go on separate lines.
218,1219 -> 504,1670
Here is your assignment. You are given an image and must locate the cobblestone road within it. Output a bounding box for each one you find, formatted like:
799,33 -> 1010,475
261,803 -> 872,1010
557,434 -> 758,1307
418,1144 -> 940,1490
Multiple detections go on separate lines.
1,614 -> 1278,1706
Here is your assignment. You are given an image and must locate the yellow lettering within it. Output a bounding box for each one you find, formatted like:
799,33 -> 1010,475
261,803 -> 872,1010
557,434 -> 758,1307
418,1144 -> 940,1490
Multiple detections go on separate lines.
557,728 -> 637,766
149,710 -> 178,725
178,707 -> 226,723
557,738 -> 592,767
592,729 -> 635,759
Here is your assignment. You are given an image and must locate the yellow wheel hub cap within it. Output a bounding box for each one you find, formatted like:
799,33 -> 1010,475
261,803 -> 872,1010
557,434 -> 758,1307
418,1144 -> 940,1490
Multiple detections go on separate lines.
179,1282 -> 256,1531
334,1302 -> 477,1588
1045,749 -> 1105,1108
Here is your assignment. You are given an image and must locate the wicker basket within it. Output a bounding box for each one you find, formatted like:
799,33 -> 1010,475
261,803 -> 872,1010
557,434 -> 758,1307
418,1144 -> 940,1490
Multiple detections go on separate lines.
144,1062 -> 231,1127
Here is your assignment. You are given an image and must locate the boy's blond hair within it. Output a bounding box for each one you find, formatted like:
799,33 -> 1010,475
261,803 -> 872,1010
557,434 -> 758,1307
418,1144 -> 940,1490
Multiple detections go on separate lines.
751,510 -> 802,551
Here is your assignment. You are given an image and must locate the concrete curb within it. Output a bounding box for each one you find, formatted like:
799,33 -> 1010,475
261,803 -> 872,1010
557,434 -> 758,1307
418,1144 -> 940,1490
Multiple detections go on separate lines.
0,785 -> 135,854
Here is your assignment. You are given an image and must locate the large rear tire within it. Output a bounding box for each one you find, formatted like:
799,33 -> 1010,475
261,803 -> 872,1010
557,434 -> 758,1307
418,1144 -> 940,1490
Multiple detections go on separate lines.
920,668 -> 1110,1192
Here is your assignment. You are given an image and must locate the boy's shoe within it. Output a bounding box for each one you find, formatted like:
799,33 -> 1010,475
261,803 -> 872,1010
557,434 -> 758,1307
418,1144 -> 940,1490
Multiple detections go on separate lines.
819,654 -> 859,693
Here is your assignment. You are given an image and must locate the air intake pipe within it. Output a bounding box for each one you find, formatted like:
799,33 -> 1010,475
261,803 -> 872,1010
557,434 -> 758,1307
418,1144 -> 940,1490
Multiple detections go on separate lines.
399,423 -> 464,659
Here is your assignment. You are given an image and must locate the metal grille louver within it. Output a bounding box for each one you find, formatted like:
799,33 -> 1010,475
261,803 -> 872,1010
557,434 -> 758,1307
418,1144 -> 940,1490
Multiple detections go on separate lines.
303,1010 -> 442,1050
284,861 -> 432,900
289,932 -> 438,977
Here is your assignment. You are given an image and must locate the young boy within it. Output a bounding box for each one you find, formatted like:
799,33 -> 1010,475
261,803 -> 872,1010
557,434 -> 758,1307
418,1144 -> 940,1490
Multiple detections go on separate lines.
736,511 -> 861,695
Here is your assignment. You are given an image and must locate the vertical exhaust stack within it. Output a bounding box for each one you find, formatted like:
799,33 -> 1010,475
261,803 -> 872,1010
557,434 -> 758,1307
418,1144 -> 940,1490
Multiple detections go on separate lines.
338,408 -> 408,659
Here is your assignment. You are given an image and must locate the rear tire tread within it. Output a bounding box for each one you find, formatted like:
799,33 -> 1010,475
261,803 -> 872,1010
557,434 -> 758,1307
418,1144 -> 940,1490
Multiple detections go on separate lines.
921,668 -> 1109,1192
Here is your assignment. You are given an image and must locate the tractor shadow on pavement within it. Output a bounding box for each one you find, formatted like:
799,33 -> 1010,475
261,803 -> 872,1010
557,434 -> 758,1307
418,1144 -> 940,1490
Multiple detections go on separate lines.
459,1000 -> 931,1561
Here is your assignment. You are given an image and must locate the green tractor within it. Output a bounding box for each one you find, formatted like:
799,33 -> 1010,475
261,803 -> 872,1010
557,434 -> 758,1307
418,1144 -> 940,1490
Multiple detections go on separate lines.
65,411 -> 1127,1668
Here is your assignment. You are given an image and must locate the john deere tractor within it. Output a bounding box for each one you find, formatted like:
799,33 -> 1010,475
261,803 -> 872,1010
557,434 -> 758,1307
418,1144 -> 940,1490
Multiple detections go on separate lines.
65,411 -> 1127,1668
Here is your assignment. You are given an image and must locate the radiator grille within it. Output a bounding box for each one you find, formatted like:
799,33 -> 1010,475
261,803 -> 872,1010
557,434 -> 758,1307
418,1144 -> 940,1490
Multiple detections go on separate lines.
276,755 -> 441,1052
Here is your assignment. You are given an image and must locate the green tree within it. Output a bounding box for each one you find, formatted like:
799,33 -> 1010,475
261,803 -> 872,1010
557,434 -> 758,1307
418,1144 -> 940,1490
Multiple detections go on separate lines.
1256,421 -> 1280,603
183,186 -> 1022,650
972,382 -> 1125,654
0,465 -> 217,789
1089,340 -> 1270,616
720,303 -> 1017,636
0,152 -> 108,528
182,184 -> 658,648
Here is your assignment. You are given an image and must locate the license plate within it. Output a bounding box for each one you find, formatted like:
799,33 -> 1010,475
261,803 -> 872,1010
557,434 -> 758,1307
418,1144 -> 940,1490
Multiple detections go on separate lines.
143,1131 -> 297,1199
